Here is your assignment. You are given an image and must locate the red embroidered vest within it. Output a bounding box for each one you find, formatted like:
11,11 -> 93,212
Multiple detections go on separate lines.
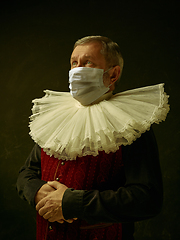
37,148 -> 124,240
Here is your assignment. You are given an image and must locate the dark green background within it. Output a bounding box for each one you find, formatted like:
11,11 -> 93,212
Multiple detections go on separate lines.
0,0 -> 179,239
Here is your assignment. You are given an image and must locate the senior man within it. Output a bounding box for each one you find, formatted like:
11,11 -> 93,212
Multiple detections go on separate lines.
17,36 -> 169,240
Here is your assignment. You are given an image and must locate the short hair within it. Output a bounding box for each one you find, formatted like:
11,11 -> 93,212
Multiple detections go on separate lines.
74,36 -> 124,82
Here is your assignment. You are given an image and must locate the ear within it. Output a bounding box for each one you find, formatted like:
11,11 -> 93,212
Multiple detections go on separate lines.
109,66 -> 121,84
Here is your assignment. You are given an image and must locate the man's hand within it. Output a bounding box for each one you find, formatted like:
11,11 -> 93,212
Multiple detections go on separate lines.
36,181 -> 75,223
35,183 -> 55,205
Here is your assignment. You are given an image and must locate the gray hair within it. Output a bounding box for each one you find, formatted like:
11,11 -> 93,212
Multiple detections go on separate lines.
74,36 -> 124,83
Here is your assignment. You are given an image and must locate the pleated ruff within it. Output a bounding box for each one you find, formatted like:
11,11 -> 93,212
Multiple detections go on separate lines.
29,83 -> 169,160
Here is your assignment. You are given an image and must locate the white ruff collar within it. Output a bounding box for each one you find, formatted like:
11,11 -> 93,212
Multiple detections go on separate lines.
29,83 -> 169,160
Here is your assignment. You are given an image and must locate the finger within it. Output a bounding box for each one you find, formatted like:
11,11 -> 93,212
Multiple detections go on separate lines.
65,219 -> 73,223
56,219 -> 74,224
39,205 -> 52,217
36,198 -> 47,211
57,220 -> 64,224
43,210 -> 55,220
48,214 -> 62,222
47,181 -> 61,190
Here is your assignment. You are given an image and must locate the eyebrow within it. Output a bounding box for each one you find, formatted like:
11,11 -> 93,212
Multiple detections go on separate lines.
70,55 -> 94,61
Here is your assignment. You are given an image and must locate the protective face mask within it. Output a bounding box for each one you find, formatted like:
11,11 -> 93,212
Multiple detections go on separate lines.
69,67 -> 112,105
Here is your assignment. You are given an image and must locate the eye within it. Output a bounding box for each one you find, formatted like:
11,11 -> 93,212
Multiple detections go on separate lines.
85,60 -> 95,67
72,61 -> 77,67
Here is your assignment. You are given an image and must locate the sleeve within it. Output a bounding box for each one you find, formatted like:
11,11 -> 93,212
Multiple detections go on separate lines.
62,128 -> 163,224
16,144 -> 46,208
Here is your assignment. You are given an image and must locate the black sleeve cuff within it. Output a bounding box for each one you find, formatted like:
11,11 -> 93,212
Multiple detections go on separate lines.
62,188 -> 84,220
24,179 -> 47,208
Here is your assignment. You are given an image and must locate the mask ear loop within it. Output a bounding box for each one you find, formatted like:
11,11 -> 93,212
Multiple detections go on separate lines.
103,67 -> 114,88
104,67 -> 113,74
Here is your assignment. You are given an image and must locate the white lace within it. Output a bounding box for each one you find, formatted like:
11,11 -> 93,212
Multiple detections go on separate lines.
29,83 -> 170,160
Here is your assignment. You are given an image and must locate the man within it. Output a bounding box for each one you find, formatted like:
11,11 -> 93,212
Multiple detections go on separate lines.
17,36 -> 169,240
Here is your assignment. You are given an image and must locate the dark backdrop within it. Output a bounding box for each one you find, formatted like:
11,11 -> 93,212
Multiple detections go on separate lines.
0,0 -> 179,239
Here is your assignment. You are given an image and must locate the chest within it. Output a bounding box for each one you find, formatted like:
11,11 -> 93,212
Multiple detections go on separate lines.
41,148 -> 125,191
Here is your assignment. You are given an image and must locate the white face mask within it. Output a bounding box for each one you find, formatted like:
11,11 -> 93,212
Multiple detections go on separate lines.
69,67 -> 112,105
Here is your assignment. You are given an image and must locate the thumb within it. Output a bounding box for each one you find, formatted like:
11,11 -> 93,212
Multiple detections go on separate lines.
47,180 -> 62,189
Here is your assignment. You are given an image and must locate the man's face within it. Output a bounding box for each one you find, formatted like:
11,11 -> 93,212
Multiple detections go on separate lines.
70,41 -> 112,87
70,41 -> 107,70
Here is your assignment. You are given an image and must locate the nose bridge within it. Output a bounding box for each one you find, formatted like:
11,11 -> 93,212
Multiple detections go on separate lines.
77,56 -> 83,67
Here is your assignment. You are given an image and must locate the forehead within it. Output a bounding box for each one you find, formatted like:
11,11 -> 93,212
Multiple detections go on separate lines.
71,41 -> 105,62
